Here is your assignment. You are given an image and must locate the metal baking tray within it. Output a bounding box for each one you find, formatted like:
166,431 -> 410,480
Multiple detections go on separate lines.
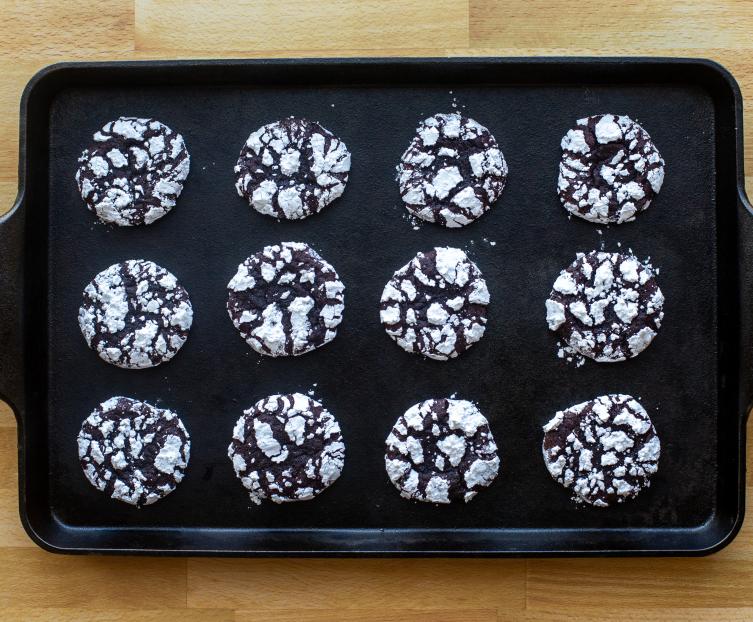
1,58 -> 750,556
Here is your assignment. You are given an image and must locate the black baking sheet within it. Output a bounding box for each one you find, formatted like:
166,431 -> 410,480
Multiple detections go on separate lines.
1,59 -> 749,555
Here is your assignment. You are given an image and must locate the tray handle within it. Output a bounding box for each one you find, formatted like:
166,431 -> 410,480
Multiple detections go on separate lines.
0,191 -> 25,419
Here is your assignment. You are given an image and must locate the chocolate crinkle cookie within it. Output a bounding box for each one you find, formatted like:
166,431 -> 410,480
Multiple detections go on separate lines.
227,242 -> 345,357
385,398 -> 500,504
396,112 -> 507,227
76,117 -> 190,226
542,394 -> 660,507
235,117 -> 351,220
558,114 -> 665,224
78,259 -> 193,369
77,396 -> 191,507
545,251 -> 664,362
228,393 -> 345,504
380,247 -> 489,360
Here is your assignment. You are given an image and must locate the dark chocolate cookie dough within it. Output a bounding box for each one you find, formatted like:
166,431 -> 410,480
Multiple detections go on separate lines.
558,114 -> 665,224
545,251 -> 664,362
385,398 -> 500,504
542,394 -> 660,507
227,242 -> 345,357
380,247 -> 489,360
228,393 -> 345,504
77,396 -> 191,507
235,117 -> 351,220
78,259 -> 193,369
76,117 -> 190,226
397,112 -> 507,227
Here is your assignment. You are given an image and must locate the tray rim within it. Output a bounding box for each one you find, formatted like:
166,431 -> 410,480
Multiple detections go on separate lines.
2,56 -> 750,557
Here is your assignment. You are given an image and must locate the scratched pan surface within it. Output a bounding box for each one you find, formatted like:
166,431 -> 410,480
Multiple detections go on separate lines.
0,59 -> 750,556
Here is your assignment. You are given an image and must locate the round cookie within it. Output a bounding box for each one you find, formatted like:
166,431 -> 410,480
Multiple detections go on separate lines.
79,259 -> 194,369
234,117 -> 351,220
396,112 -> 508,228
77,396 -> 191,507
558,114 -> 665,224
542,394 -> 660,507
227,242 -> 345,357
228,393 -> 345,504
385,398 -> 500,504
76,117 -> 190,226
545,251 -> 664,362
380,247 -> 489,360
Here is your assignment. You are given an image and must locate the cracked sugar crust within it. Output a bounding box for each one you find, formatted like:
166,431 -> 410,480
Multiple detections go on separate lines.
235,117 -> 351,220
227,242 -> 345,357
385,398 -> 500,504
77,396 -> 191,507
78,260 -> 194,369
396,112 -> 508,228
558,114 -> 665,224
228,393 -> 345,504
545,251 -> 664,362
542,394 -> 660,507
76,117 -> 190,226
380,247 -> 489,361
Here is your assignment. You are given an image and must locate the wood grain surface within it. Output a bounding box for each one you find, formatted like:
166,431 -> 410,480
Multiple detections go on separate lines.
1,1 -> 753,620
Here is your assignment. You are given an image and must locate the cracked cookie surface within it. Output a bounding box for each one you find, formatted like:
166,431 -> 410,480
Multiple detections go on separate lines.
558,114 -> 664,224
235,117 -> 351,220
397,112 -> 507,227
227,242 -> 345,357
79,259 -> 193,369
542,394 -> 660,507
545,251 -> 664,362
76,117 -> 190,226
228,393 -> 345,504
385,398 -> 500,504
77,396 -> 190,507
380,247 -> 488,360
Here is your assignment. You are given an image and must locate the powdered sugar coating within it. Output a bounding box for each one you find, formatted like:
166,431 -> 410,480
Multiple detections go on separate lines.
235,117 -> 351,220
385,398 -> 499,503
380,247 -> 489,360
76,117 -> 190,226
227,242 -> 345,357
77,396 -> 191,507
78,260 -> 193,369
542,394 -> 660,507
546,251 -> 664,362
228,393 -> 345,504
397,113 -> 508,227
558,114 -> 665,224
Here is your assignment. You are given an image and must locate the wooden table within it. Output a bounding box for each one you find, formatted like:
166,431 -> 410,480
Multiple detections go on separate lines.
2,1 -> 753,620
